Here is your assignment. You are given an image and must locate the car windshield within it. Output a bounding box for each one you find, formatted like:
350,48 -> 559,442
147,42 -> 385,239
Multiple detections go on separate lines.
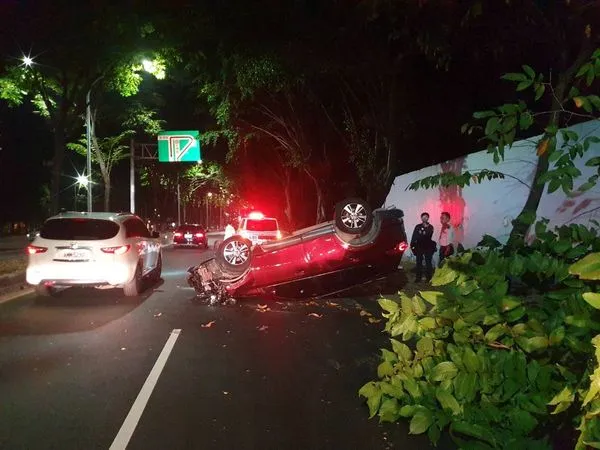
246,219 -> 278,232
40,218 -> 120,240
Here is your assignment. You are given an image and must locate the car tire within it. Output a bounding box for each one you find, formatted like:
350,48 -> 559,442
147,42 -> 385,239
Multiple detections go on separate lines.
35,284 -> 55,297
152,254 -> 162,282
334,197 -> 373,235
123,262 -> 143,297
216,236 -> 252,276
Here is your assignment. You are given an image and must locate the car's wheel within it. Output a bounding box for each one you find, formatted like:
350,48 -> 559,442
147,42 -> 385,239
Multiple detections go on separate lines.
152,254 -> 162,282
35,284 -> 55,297
216,236 -> 252,275
334,197 -> 373,235
123,262 -> 143,297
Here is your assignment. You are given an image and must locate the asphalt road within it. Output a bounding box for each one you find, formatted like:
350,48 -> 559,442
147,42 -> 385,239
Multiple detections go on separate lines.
0,246 -> 440,450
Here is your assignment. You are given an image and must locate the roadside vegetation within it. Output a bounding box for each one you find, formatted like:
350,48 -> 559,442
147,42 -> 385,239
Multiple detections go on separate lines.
0,259 -> 27,277
360,48 -> 600,449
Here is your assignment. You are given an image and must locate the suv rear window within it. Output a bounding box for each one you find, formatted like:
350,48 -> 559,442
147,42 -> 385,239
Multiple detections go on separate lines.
245,219 -> 278,232
176,225 -> 204,233
40,219 -> 120,240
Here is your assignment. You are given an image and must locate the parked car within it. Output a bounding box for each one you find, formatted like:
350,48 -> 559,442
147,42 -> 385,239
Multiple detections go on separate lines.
173,224 -> 208,249
26,211 -> 162,297
187,198 -> 408,303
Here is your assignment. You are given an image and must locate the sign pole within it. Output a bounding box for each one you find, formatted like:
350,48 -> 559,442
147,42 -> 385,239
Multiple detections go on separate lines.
177,175 -> 181,226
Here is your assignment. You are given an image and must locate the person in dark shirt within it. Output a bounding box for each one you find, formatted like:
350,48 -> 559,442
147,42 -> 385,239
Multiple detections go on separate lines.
410,212 -> 435,282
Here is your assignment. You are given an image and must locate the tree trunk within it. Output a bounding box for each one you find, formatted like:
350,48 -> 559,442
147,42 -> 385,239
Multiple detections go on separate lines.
507,45 -> 593,248
305,169 -> 325,224
103,177 -> 111,212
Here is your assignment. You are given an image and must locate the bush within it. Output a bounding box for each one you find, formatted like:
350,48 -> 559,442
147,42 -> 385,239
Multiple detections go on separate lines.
360,221 -> 600,449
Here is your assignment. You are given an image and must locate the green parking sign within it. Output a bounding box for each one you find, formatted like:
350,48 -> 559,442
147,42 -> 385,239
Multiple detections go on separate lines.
158,130 -> 201,162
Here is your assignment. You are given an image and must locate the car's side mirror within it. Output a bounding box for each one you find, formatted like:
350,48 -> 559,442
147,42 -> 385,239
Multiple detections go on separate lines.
152,231 -> 160,238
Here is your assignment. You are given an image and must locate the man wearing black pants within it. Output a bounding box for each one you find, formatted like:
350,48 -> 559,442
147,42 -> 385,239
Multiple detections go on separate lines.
410,212 -> 435,282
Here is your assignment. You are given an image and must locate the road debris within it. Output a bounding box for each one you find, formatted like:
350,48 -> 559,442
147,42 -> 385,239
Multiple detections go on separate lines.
257,325 -> 269,331
223,391 -> 229,395
368,317 -> 382,324
201,320 -> 216,328
120,347 -> 126,351
153,312 -> 162,318
308,312 -> 323,318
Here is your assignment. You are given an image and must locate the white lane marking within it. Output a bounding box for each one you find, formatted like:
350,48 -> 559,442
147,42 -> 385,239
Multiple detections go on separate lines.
109,328 -> 182,450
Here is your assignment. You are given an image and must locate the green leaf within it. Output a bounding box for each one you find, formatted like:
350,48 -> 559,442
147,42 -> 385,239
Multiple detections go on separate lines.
436,387 -> 462,415
380,381 -> 404,399
484,117 -> 500,136
409,408 -> 433,434
427,424 -> 441,445
570,253 -> 600,280
485,324 -> 507,342
548,386 -> 574,406
463,347 -> 481,373
391,339 -> 413,361
399,405 -> 418,417
501,72 -> 528,82
501,296 -> 522,312
377,361 -> 394,377
378,397 -> 400,422
431,266 -> 458,286
473,110 -> 496,119
583,292 -> 600,309
416,337 -> 434,356
381,348 -> 398,363
509,409 -> 538,434
516,79 -> 533,91
519,111 -> 534,129
404,378 -> 422,398
587,157 -> 600,167
431,362 -> 459,382
359,381 -> 379,399
379,298 -> 399,313
534,83 -> 545,101
516,336 -> 549,353
522,65 -> 535,79
412,295 -> 427,315
549,326 -> 565,346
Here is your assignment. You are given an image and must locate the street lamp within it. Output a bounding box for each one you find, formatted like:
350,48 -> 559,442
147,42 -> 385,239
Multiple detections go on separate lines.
86,75 -> 104,213
22,56 -> 33,67
206,192 -> 213,228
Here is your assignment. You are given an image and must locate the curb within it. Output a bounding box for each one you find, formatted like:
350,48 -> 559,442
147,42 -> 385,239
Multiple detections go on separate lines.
0,285 -> 34,305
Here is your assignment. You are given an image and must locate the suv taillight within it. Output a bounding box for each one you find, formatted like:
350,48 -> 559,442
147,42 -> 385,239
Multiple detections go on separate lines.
101,245 -> 130,255
27,245 -> 47,255
174,232 -> 183,237
195,232 -> 204,237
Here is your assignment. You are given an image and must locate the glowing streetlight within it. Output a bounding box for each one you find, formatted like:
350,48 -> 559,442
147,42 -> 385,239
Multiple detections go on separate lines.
22,56 -> 33,67
76,174 -> 90,188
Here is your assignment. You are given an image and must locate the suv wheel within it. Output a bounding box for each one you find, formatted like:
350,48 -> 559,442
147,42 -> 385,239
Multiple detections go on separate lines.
334,198 -> 373,235
123,262 -> 143,297
216,236 -> 252,276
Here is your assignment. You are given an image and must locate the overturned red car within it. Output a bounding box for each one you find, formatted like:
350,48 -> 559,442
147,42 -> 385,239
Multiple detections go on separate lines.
187,198 -> 408,303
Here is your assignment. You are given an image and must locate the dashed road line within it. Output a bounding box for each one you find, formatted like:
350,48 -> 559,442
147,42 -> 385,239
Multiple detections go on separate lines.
110,328 -> 182,450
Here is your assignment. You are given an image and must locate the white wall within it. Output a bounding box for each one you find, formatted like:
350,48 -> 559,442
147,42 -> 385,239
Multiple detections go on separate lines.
384,120 -> 600,261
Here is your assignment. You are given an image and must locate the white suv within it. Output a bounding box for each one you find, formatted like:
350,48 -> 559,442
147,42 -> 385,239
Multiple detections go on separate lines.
26,212 -> 162,297
237,212 -> 281,246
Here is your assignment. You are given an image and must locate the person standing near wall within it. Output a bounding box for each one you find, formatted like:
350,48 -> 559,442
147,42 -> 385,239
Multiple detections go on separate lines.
438,211 -> 456,267
410,212 -> 436,282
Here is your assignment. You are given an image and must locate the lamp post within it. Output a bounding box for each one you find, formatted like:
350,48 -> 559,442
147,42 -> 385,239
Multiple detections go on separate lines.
86,75 -> 104,213
206,192 -> 213,229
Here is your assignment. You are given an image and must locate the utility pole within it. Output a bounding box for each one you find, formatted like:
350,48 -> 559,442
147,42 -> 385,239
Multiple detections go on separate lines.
130,139 -> 135,213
